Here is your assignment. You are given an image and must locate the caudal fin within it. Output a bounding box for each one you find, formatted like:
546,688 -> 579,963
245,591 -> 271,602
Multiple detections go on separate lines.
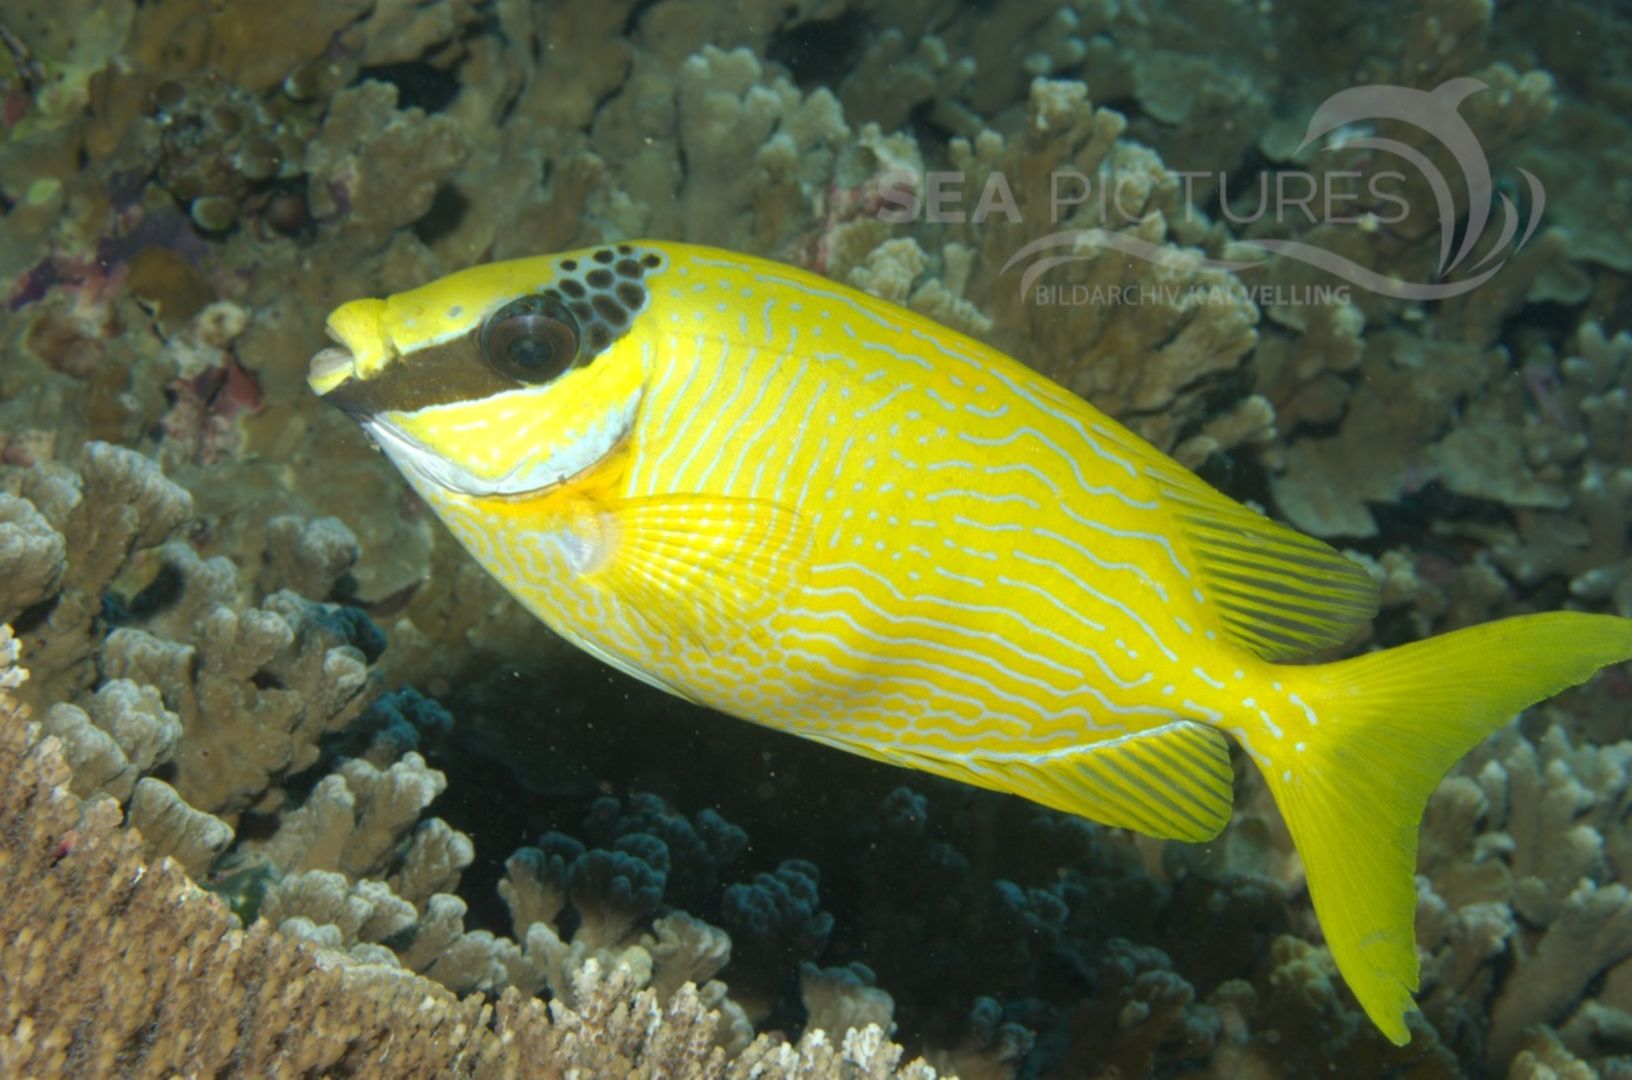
1265,612 -> 1632,1045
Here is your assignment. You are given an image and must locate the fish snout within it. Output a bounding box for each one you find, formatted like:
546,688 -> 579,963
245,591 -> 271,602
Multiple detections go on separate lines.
308,343 -> 356,396
308,298 -> 393,399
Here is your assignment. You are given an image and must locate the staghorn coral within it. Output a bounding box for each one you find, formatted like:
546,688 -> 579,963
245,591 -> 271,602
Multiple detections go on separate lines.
1269,318 -> 1632,659
1490,323 -> 1632,617
0,444 -> 499,999
0,441 -> 896,1053
4,449 -> 378,823
124,774 -> 235,878
100,570 -> 375,821
254,780 -> 761,1044
835,29 -> 979,138
256,512 -> 363,603
667,46 -> 850,253
247,751 -> 455,880
39,678 -> 179,803
0,491 -> 65,618
1267,331 -> 1502,538
0,441 -> 378,792
0,654 -> 488,1076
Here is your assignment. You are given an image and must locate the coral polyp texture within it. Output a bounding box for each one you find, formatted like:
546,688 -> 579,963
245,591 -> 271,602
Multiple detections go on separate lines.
2,0 -> 1631,1075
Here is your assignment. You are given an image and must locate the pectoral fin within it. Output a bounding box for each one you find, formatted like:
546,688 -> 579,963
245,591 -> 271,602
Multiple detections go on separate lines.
589,493 -> 811,654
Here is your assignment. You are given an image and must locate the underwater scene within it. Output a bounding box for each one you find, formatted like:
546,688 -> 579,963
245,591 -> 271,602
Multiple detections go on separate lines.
3,0 -> 1632,1076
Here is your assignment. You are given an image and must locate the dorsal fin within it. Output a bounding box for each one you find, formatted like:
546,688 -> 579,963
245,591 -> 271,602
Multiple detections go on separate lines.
1091,421 -> 1378,660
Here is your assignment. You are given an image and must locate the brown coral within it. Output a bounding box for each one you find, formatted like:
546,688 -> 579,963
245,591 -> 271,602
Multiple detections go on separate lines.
0,626 -> 936,1078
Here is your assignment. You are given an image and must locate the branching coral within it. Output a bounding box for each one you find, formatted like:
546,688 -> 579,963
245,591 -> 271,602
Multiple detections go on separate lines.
490,794 -> 758,1030
0,634 -> 933,1075
1418,718 -> 1632,1068
932,79 -> 1264,458
39,679 -> 179,803
304,80 -> 472,251
4,0 -> 1632,1075
0,445 -> 493,1003
101,571 -> 375,820
4,442 -> 193,707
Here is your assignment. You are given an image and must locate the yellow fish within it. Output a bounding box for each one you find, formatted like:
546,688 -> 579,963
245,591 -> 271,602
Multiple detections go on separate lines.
310,240 -> 1632,1044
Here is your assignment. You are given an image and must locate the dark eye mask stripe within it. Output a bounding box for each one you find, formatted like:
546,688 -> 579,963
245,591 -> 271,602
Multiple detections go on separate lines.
325,334 -> 509,414
327,244 -> 665,415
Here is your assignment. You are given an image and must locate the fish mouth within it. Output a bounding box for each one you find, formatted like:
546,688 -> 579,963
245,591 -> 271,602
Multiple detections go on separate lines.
308,343 -> 356,394
307,340 -> 378,420
309,297 -> 392,399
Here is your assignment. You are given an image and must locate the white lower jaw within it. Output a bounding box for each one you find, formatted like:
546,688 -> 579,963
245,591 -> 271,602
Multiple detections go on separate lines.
363,390 -> 641,498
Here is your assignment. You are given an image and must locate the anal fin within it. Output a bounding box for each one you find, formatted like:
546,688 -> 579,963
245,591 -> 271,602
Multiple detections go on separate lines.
881,720 -> 1235,842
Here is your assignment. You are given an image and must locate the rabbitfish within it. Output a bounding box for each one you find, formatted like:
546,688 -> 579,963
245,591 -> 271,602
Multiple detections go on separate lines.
310,240 -> 1632,1044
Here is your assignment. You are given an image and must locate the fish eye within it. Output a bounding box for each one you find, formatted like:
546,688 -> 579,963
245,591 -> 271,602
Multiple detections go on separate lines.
479,296 -> 581,384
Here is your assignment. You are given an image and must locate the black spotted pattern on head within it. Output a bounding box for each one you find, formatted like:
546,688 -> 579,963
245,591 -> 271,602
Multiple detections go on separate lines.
531,243 -> 663,361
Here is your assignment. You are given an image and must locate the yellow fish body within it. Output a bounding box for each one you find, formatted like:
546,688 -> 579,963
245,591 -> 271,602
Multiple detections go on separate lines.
311,240 -> 1632,1044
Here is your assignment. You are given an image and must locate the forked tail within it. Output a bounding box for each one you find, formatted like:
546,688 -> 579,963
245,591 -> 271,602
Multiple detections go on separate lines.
1263,611 -> 1632,1044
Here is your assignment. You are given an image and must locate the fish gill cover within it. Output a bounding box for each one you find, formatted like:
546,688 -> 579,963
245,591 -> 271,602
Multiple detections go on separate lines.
1,1 -> 1631,1077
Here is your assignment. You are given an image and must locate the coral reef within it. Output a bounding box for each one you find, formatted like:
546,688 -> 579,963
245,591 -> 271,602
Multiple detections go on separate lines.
2,0 -> 1632,1074
0,627 -> 933,1076
1418,714 -> 1632,1070
2,444 -> 373,824
0,443 -> 956,1069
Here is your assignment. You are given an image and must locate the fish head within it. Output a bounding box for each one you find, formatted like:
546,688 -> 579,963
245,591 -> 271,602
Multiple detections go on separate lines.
308,243 -> 671,500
